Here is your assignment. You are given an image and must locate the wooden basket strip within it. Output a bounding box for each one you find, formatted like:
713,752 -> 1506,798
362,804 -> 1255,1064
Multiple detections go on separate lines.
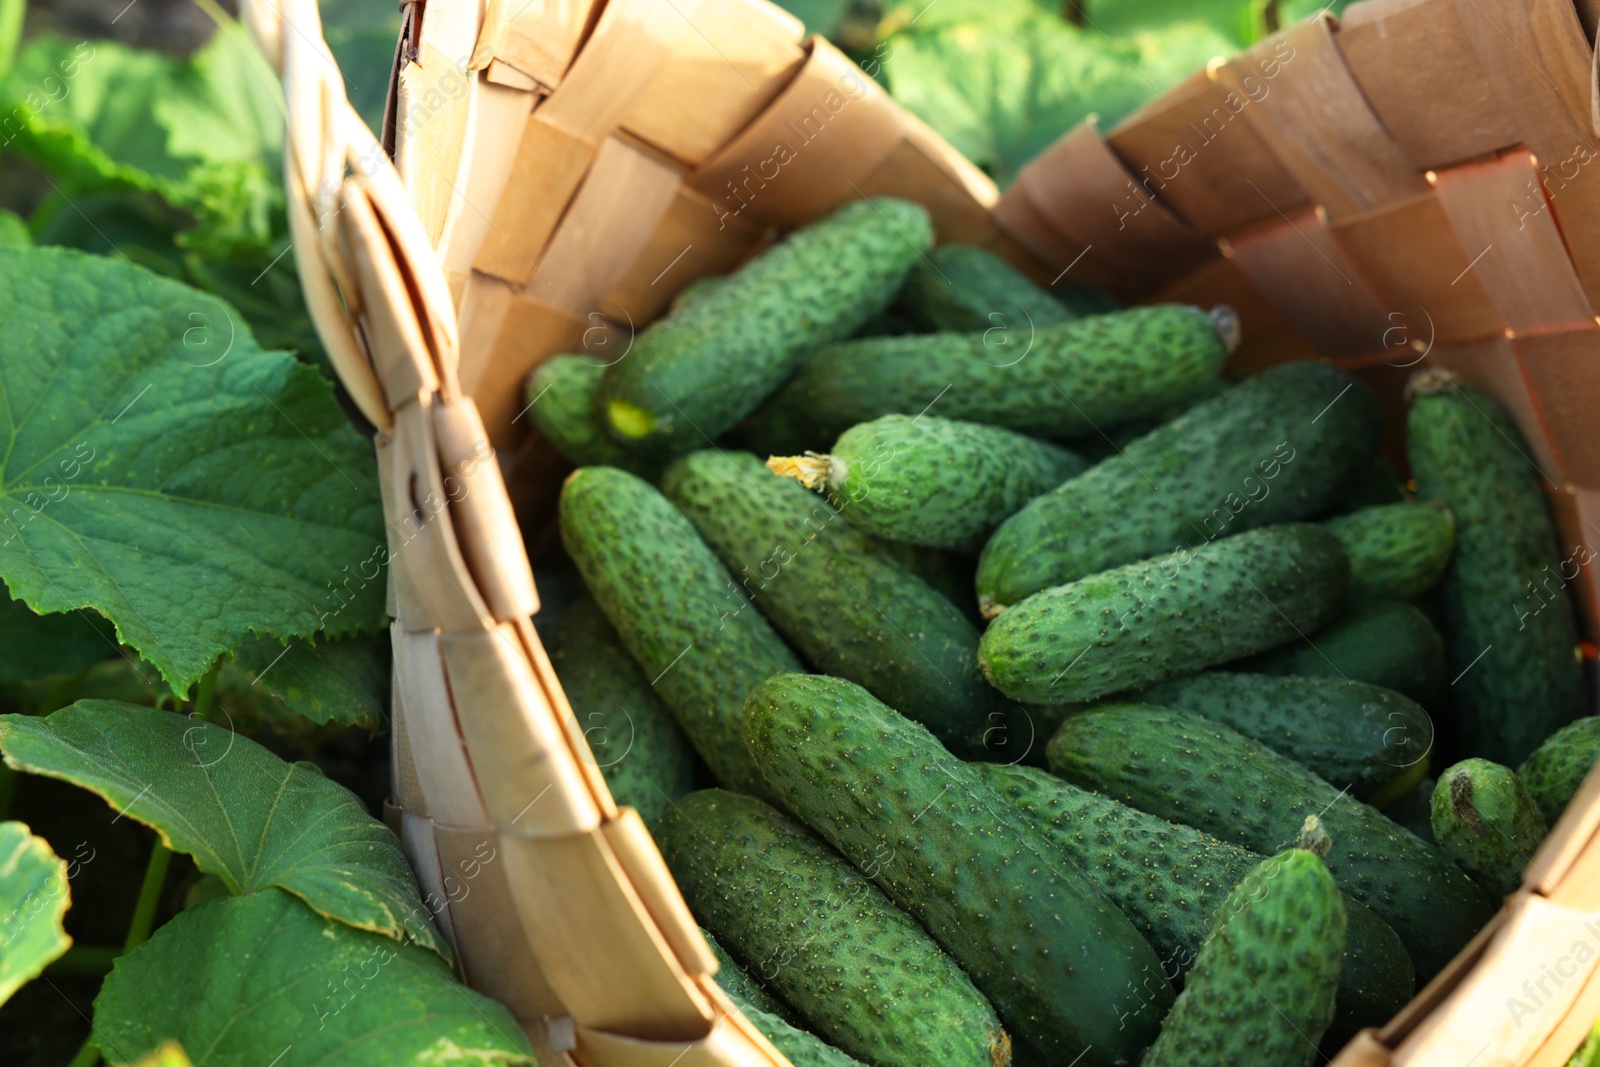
1003,119 -> 1216,297
513,614 -> 619,815
602,186 -> 768,325
574,1013 -> 787,1067
1103,68 -> 1312,239
391,627 -> 490,827
494,0 -> 600,89
620,0 -> 806,167
1337,0 -> 1518,171
467,290 -> 593,447
473,112 -> 600,286
1215,16 -> 1428,221
1450,0 -> 1600,305
1325,190 -> 1507,345
538,0 -> 697,140
1515,327 -> 1600,485
398,806 -> 460,951
854,109 -> 1000,246
990,189 -> 1119,291
389,665 -> 426,814
432,823 -> 567,1021
1153,256 -> 1325,373
437,624 -> 599,835
1543,488 -> 1600,642
498,829 -> 716,1040
688,38 -> 907,229
396,42 -> 474,247
337,189 -> 443,408
438,79 -> 536,303
1431,153 -> 1598,332
524,135 -> 687,315
603,811 -> 719,978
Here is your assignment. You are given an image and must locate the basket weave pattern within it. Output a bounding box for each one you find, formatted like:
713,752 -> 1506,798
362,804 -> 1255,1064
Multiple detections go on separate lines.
241,1 -> 1600,1065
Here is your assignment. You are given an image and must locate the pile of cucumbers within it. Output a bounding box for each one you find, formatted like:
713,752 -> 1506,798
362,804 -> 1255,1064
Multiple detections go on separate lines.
530,198 -> 1599,1067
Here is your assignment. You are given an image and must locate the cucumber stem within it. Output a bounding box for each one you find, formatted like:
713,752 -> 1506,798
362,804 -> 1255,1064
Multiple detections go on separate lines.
123,840 -> 173,954
1298,815 -> 1333,858
765,453 -> 834,491
190,663 -> 218,721
46,945 -> 122,977
65,1035 -> 100,1067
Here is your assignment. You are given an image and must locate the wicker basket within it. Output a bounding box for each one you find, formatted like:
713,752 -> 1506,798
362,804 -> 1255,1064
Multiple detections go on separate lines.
240,1 -> 1600,1065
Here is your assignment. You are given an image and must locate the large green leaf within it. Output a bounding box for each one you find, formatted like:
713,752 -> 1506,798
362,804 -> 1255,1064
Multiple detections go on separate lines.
226,633 -> 389,730
94,890 -> 530,1067
0,701 -> 443,957
2,24 -> 284,255
0,246 -> 384,692
0,820 -> 72,1005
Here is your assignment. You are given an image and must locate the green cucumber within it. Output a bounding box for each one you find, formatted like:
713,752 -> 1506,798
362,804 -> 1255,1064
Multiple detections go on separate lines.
738,1006 -> 867,1067
670,274 -> 725,313
525,356 -> 659,477
743,673 -> 1171,1067
1047,703 -> 1493,980
600,197 -> 931,453
1518,717 -> 1600,825
662,450 -> 1006,757
767,414 -> 1087,553
1134,672 -> 1433,804
546,597 -> 697,825
1322,502 -> 1454,602
557,466 -> 803,798
900,244 -> 1075,333
1142,841 -> 1345,1067
658,790 -> 1009,1067
977,524 -> 1348,704
975,763 -> 1413,1042
1239,599 -> 1447,707
1407,369 -> 1584,764
748,303 -> 1233,454
1430,759 -> 1548,899
976,361 -> 1381,612
702,927 -> 798,1024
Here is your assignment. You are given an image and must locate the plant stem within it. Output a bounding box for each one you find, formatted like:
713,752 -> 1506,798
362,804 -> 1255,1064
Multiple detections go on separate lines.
122,840 -> 172,954
190,663 -> 219,722
65,1035 -> 100,1067
46,945 -> 122,976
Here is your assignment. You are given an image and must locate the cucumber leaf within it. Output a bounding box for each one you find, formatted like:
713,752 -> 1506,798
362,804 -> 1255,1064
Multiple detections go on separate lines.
0,820 -> 72,1005
0,246 -> 384,693
0,701 -> 443,957
226,633 -> 389,730
94,890 -> 530,1067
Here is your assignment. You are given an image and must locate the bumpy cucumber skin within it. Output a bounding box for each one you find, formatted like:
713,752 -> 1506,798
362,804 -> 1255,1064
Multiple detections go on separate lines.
977,525 -> 1349,704
977,362 -> 1381,610
976,763 -> 1413,1043
600,198 -> 931,453
1518,717 -> 1600,825
557,467 -> 802,799
670,274 -> 725,313
1241,600 -> 1447,707
749,304 -> 1229,454
1430,759 -> 1548,899
1322,503 -> 1454,602
662,450 -> 1005,756
546,598 -> 697,825
525,357 -> 652,475
703,927 -> 798,1023
1135,672 -> 1433,802
1408,380 -> 1584,764
901,244 -> 1074,333
743,674 -> 1171,1067
658,790 -> 1009,1067
818,414 -> 1087,553
1047,704 -> 1493,980
1142,850 -> 1345,1067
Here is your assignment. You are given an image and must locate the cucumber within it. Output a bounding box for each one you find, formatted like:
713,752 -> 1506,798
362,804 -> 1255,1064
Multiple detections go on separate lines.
557,466 -> 803,799
600,197 -> 931,453
1142,843 -> 1345,1067
1430,759 -> 1547,899
767,414 -> 1087,553
1407,369 -> 1584,764
662,450 -> 1006,757
702,927 -> 798,1024
975,763 -> 1413,1042
976,361 -> 1381,612
743,673 -> 1172,1066
1087,378 -> 1231,459
747,303 -> 1233,455
873,539 -> 980,621
1238,599 -> 1447,707
525,356 -> 660,477
977,524 -> 1349,704
546,597 -> 698,825
1134,672 -> 1433,804
670,274 -> 725,313
900,244 -> 1075,333
1517,717 -> 1600,825
1047,703 -> 1493,980
738,1004 -> 868,1067
1322,502 -> 1454,602
657,790 -> 1009,1067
